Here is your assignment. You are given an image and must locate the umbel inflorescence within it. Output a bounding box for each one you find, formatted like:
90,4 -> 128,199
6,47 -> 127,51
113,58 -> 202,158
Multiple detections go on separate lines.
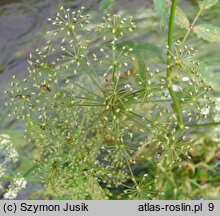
6,6 -> 219,199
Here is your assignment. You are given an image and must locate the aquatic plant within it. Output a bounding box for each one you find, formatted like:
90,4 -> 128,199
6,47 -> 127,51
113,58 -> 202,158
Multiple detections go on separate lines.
5,0 -> 220,199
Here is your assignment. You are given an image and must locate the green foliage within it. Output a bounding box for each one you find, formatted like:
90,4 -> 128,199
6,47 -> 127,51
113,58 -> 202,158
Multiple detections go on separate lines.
99,0 -> 113,11
5,2 -> 220,200
194,24 -> 220,43
153,0 -> 169,30
163,1 -> 190,31
175,6 -> 190,29
198,0 -> 219,10
117,40 -> 162,60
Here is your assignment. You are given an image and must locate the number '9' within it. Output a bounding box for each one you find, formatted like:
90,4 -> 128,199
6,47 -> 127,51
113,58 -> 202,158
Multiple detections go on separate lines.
208,203 -> 214,211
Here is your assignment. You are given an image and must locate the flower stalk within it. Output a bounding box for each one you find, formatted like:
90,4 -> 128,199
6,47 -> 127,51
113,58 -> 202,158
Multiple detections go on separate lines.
166,0 -> 184,129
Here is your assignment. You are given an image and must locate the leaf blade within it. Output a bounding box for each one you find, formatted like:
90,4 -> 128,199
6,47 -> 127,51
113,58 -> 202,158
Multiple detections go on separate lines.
99,0 -> 113,11
198,0 -> 219,10
175,6 -> 190,29
194,24 -> 220,43
153,0 -> 169,31
117,40 -> 163,59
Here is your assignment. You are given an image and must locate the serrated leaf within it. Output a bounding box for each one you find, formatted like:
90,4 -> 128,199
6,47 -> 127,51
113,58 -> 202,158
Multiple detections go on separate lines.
99,0 -> 113,11
198,0 -> 219,10
153,0 -> 169,31
194,24 -> 220,43
175,7 -> 190,29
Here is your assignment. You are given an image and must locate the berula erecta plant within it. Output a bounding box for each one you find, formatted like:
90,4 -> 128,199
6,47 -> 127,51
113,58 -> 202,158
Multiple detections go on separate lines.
4,0 -> 220,199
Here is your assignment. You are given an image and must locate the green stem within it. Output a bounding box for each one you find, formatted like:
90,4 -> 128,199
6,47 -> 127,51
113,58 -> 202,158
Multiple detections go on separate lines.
167,0 -> 184,129
186,122 -> 220,128
181,7 -> 203,46
159,166 -> 177,188
22,164 -> 39,177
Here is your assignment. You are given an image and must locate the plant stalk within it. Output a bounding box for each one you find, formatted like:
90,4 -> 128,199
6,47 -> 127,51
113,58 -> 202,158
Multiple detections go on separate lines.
181,7 -> 203,46
167,0 -> 184,129
186,122 -> 220,128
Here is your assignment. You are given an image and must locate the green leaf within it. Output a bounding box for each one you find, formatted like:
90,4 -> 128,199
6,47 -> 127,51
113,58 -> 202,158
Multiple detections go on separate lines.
117,40 -> 163,59
99,0 -> 113,11
196,62 -> 220,86
175,7 -> 190,29
194,24 -> 220,43
153,0 -> 169,30
198,0 -> 219,10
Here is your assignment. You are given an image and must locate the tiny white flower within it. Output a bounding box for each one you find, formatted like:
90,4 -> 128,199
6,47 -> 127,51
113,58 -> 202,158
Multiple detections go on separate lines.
182,76 -> 190,81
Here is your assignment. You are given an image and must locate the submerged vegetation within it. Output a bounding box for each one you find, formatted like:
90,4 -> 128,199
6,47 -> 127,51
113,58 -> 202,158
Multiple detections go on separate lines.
1,0 -> 220,199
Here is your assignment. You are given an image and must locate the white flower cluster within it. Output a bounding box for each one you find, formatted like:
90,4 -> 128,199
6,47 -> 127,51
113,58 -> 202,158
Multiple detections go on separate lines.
0,134 -> 27,199
3,177 -> 27,199
0,134 -> 18,163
